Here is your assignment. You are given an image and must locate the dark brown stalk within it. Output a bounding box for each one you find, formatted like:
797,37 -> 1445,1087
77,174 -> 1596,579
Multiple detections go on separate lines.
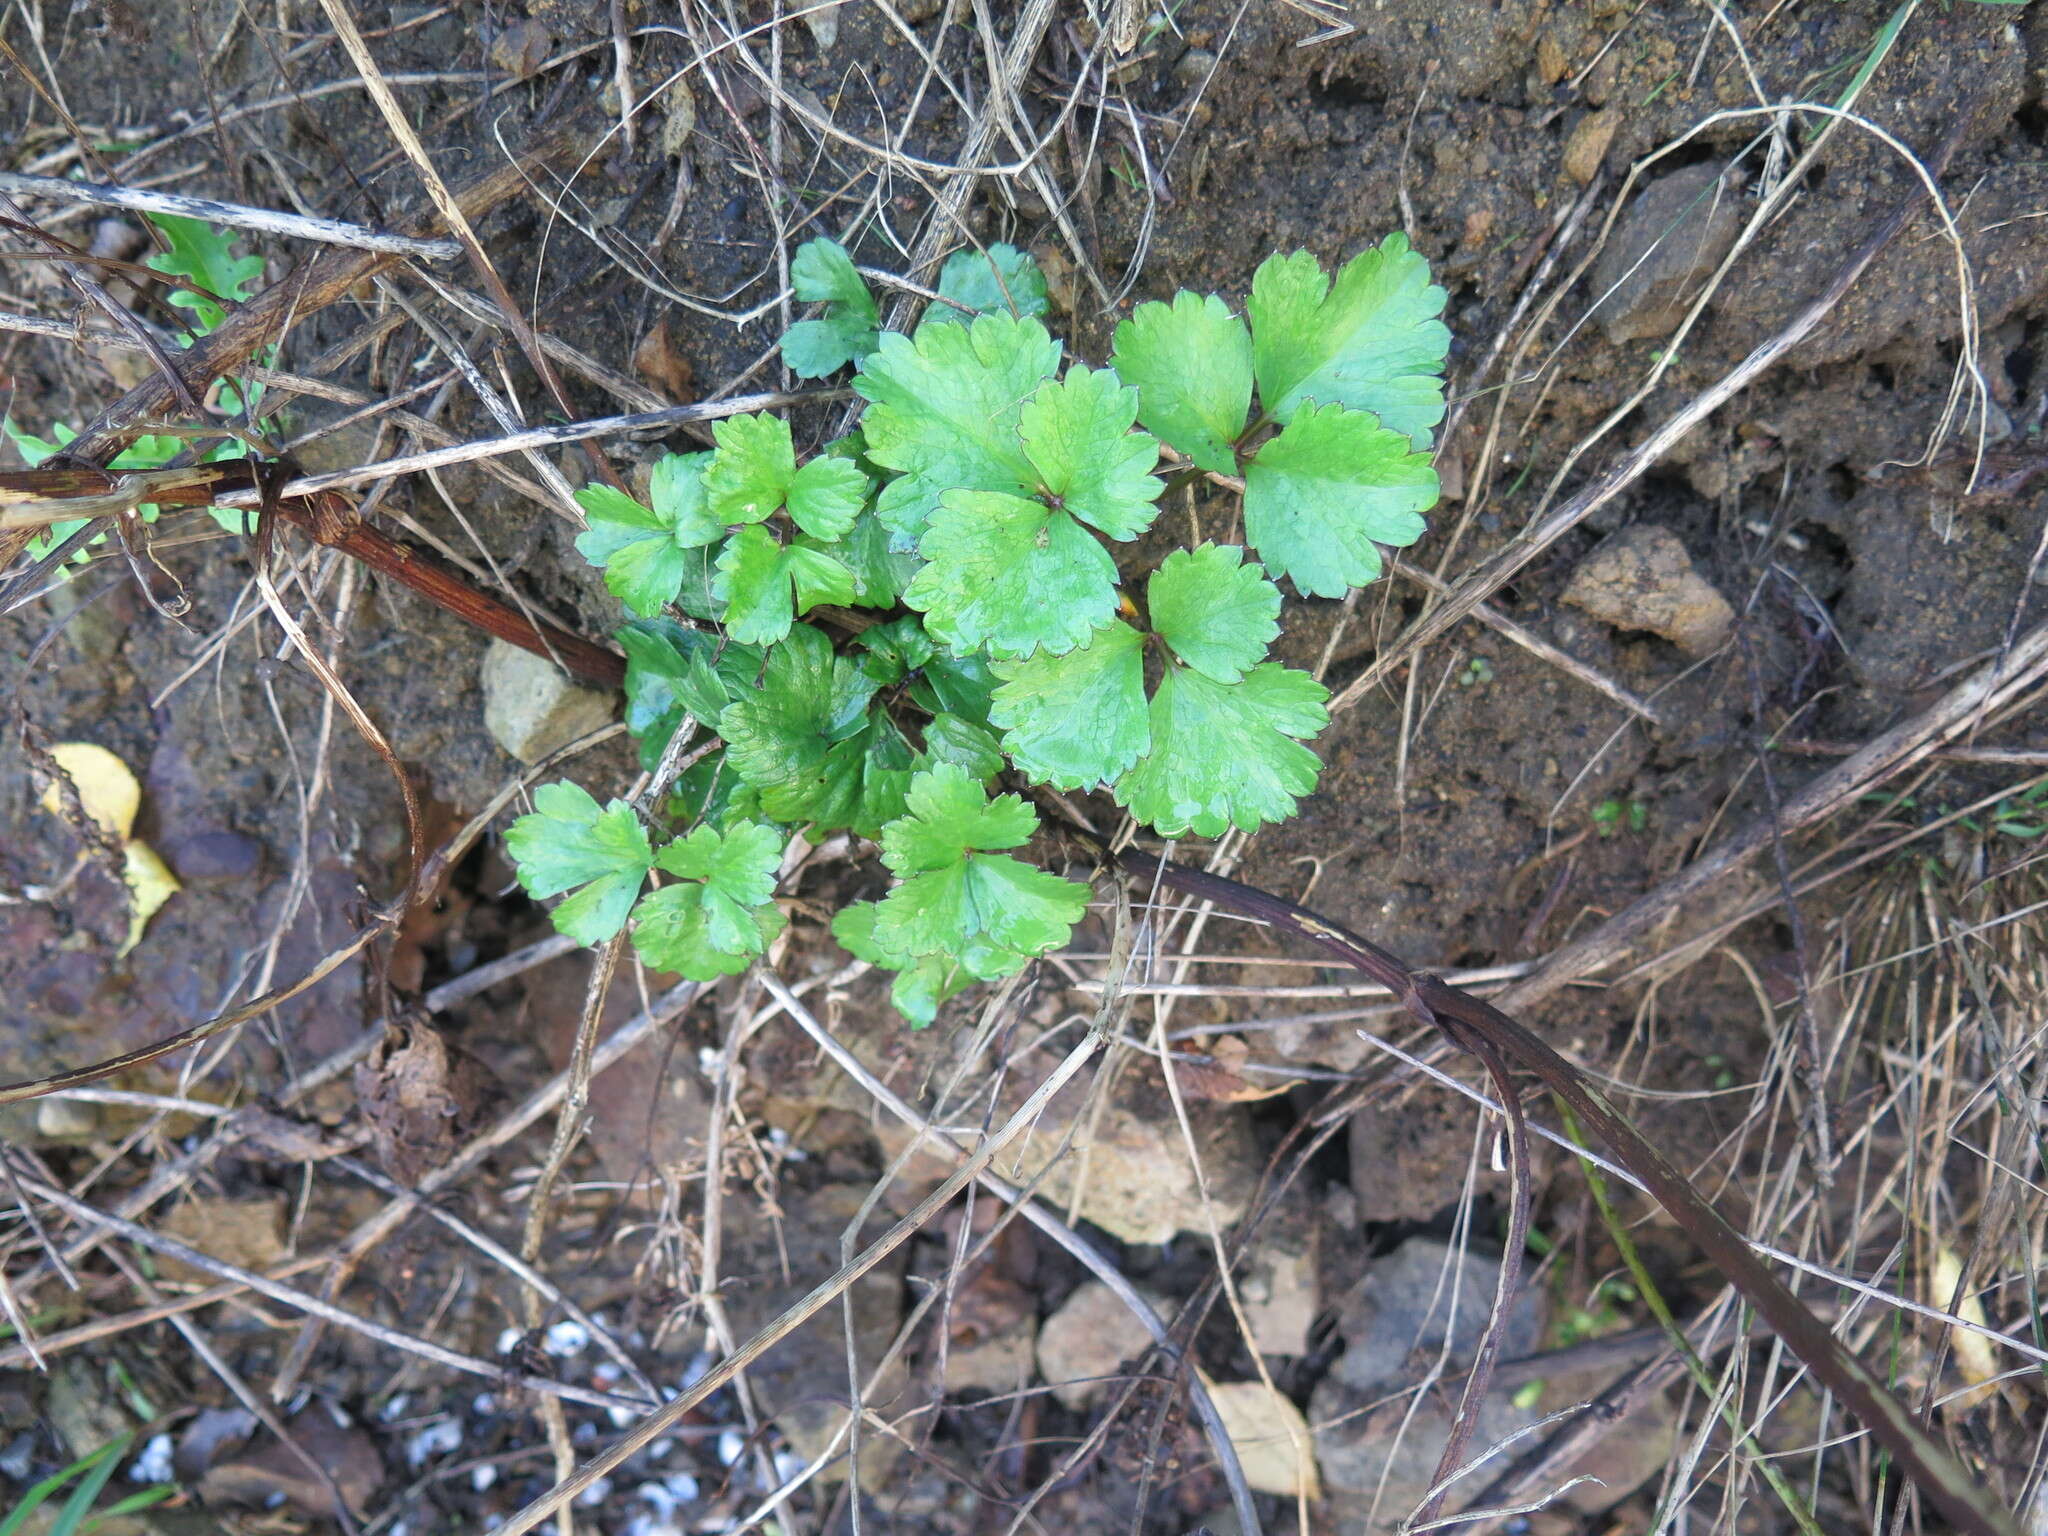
1101,845 -> 2021,1536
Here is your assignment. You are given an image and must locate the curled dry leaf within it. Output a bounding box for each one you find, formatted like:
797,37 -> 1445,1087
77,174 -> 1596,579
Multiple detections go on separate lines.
633,317 -> 694,400
488,18 -> 555,80
198,1402 -> 385,1520
354,1018 -> 490,1183
1171,1034 -> 1294,1102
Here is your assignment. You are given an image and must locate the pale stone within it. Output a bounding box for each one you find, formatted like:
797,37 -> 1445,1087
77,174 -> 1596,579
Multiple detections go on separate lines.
480,638 -> 615,764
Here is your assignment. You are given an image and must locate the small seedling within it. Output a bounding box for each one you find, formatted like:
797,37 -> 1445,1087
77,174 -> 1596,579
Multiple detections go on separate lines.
1591,796 -> 1649,837
5,213 -> 264,562
1458,655 -> 1493,687
509,233 -> 1450,1021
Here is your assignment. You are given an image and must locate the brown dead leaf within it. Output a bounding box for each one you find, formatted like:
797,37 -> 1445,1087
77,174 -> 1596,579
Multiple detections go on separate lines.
354,1019 -> 489,1182
160,1195 -> 286,1285
1170,1035 -> 1295,1102
198,1402 -> 384,1519
633,317 -> 694,400
488,18 -> 554,80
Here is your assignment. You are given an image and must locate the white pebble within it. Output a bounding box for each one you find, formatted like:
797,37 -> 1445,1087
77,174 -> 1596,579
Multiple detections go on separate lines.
471,1464 -> 499,1492
716,1428 -> 744,1467
574,1476 -> 613,1508
543,1320 -> 590,1357
404,1418 -> 463,1469
126,1434 -> 173,1484
496,1327 -> 524,1356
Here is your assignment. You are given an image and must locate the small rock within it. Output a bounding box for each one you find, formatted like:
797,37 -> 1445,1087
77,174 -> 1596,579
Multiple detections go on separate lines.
1240,1234 -> 1318,1357
1562,524 -> 1735,657
1534,34 -> 1568,86
164,830 -> 263,884
1036,1281 -> 1168,1412
942,1318 -> 1037,1397
1562,109 -> 1620,185
35,1097 -> 99,1139
1591,163 -> 1743,342
1327,1238 -> 1546,1396
1175,48 -> 1218,90
481,638 -> 615,764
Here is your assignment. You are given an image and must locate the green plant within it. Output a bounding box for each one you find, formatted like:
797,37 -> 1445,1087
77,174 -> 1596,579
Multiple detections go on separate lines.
1591,796 -> 1649,837
508,233 -> 1449,1022
1,1432 -> 177,1536
5,213 -> 264,563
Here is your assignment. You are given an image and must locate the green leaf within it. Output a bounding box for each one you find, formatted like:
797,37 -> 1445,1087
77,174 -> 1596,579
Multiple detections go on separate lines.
804,510 -> 917,608
786,454 -> 869,540
920,713 -> 1006,783
705,412 -> 797,524
1241,401 -> 1437,599
872,764 -> 1089,958
911,650 -> 997,723
922,242 -> 1049,328
858,614 -> 936,681
714,524 -> 858,646
831,901 -> 996,1027
1113,663 -> 1329,838
781,238 -> 880,377
1110,291 -> 1253,473
504,781 -> 654,944
669,749 -> 769,830
1017,365 -> 1163,540
988,620 -> 1148,789
853,314 -> 1060,542
880,760 -> 1039,872
629,821 -> 787,980
574,454 -> 721,617
1246,236 -> 1451,445
618,619 -> 758,767
1148,544 -> 1281,684
721,624 -> 912,833
145,212 -> 263,336
904,489 -> 1118,660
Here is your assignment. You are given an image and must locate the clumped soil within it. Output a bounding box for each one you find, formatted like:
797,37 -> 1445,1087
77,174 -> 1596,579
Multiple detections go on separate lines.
3,2 -> 2047,1534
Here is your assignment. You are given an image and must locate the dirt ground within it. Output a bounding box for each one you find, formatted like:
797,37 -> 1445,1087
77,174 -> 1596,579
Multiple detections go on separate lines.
4,2 -> 2048,1534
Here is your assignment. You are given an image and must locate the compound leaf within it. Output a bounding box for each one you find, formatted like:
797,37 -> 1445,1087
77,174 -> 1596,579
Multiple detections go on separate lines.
1109,291 -> 1252,473
988,620 -> 1148,789
505,781 -> 653,944
922,243 -> 1049,328
920,713 -> 1006,783
1113,663 -> 1329,838
705,412 -> 797,525
872,764 -> 1089,958
574,453 -> 721,617
1148,544 -> 1281,684
714,525 -> 857,646
904,489 -> 1118,660
618,619 -> 759,769
631,821 -> 787,979
1241,401 -> 1436,599
145,213 -> 263,336
805,510 -> 916,608
781,239 -> 882,377
1246,236 -> 1451,446
854,314 -> 1059,542
1017,365 -> 1163,540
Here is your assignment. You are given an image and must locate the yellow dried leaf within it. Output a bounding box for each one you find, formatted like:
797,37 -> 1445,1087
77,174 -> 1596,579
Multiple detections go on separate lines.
38,741 -> 141,839
1928,1244 -> 1999,1408
1199,1373 -> 1321,1499
119,838 -> 181,957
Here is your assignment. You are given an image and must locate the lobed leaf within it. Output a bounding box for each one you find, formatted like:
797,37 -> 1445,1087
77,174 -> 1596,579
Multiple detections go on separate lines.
504,781 -> 654,944
1109,291 -> 1253,473
1148,544 -> 1281,684
904,490 -> 1119,660
988,620 -> 1148,790
1246,236 -> 1451,446
1241,401 -> 1436,599
1017,365 -> 1163,540
1113,663 -> 1329,837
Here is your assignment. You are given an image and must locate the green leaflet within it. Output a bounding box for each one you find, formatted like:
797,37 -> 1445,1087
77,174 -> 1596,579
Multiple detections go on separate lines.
988,620 -> 1148,790
713,524 -> 859,646
575,452 -> 722,617
146,212 -> 263,337
1246,236 -> 1451,447
1016,365 -> 1163,540
1110,291 -> 1253,474
1242,401 -> 1437,599
504,781 -> 653,944
1148,543 -> 1281,684
904,490 -> 1119,660
920,243 -> 1049,329
1113,663 -> 1330,838
781,238 -> 881,377
853,313 -> 1060,543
